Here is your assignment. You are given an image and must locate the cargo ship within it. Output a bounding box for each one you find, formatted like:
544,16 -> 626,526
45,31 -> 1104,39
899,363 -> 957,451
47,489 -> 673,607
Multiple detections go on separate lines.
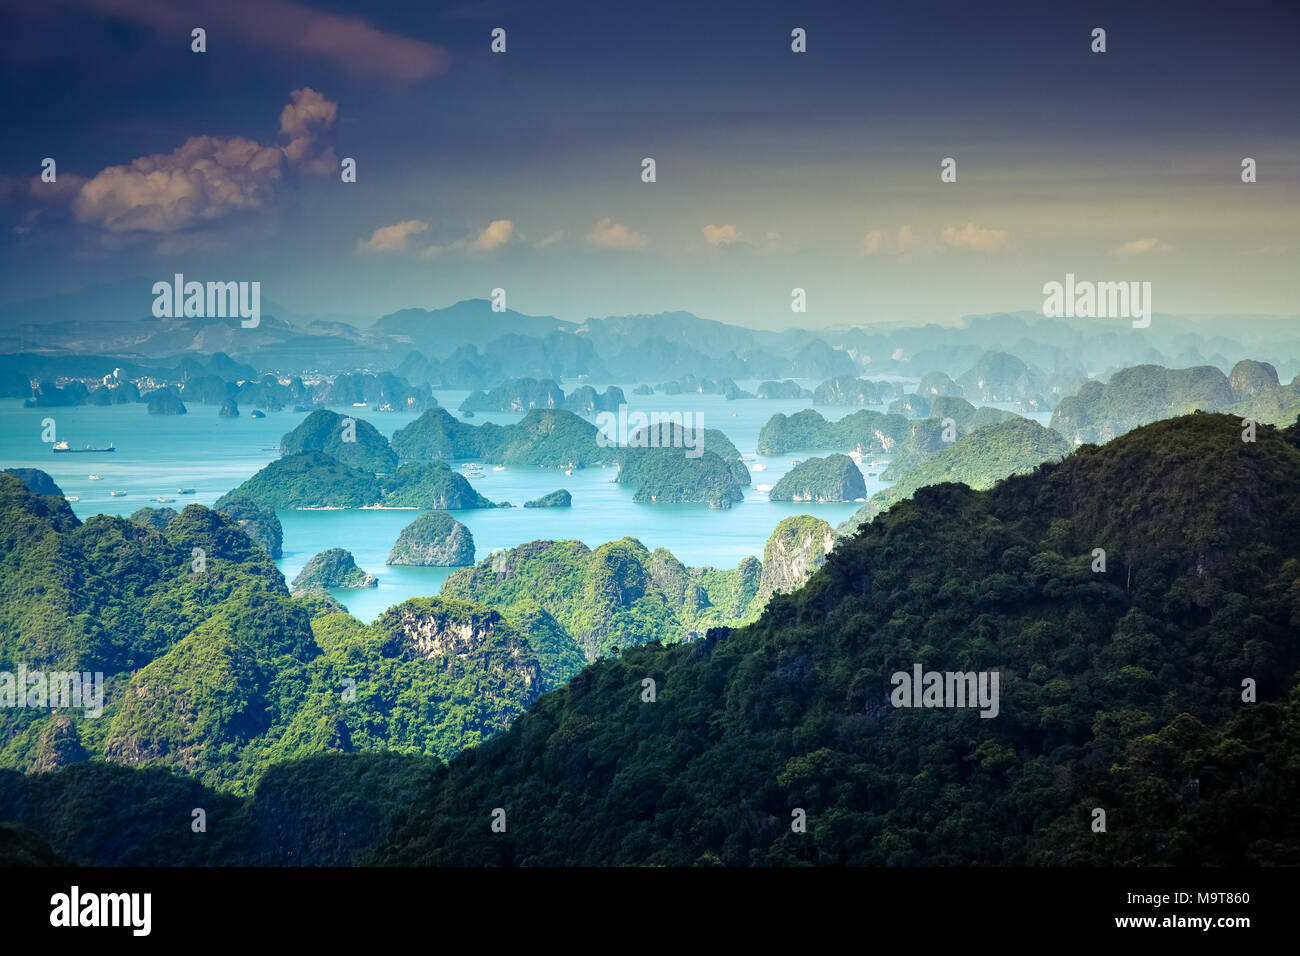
52,440 -> 115,453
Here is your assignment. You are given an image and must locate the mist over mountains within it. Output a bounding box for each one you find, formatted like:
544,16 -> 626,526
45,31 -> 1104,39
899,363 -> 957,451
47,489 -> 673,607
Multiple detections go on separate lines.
4,289 -> 1299,390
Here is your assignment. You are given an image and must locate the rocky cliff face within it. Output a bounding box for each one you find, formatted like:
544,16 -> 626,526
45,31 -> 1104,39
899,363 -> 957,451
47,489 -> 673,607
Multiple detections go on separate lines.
758,515 -> 835,601
1228,359 -> 1279,401
460,377 -> 564,413
216,495 -> 284,559
813,376 -> 891,406
382,599 -> 542,695
31,715 -> 87,773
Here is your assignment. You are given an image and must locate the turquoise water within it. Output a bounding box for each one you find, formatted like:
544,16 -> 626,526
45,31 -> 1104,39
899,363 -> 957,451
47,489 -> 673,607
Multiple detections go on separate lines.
0,381 -> 941,621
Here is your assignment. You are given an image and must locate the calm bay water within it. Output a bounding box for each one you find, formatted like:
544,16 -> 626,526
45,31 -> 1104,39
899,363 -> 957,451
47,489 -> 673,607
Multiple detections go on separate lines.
0,380 -> 1043,622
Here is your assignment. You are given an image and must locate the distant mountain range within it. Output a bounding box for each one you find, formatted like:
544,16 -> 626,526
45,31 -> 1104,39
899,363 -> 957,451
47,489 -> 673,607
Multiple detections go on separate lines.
3,287 -> 1298,388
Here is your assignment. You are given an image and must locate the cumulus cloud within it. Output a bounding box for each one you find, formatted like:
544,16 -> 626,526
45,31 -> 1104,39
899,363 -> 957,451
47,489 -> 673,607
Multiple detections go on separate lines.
71,89 -> 337,234
586,218 -> 648,250
75,135 -> 285,234
469,219 -> 514,251
357,219 -> 429,254
940,222 -> 1009,253
36,0 -> 447,80
861,225 -> 922,256
280,88 -> 338,163
1111,237 -> 1170,256
372,219 -> 516,258
702,224 -> 740,246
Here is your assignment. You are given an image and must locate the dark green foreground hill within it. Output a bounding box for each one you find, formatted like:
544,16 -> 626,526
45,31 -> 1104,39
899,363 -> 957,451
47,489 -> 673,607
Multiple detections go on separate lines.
3,412 -> 1299,865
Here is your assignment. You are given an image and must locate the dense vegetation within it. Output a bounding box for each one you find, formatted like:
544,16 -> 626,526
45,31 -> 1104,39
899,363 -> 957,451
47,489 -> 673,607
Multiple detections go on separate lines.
392,408 -> 617,468
769,454 -> 867,502
214,494 -> 283,558
812,377 -> 900,406
524,489 -> 572,508
955,350 -> 1055,403
756,515 -> 835,603
3,412 -> 1295,864
280,409 -> 398,474
840,417 -> 1072,534
2,468 -> 62,497
387,512 -> 476,566
216,452 -> 383,510
381,461 -> 495,510
290,549 -> 377,592
563,385 -> 626,413
0,480 -> 554,795
369,412 -> 1300,864
614,422 -> 749,508
438,515 -> 836,661
757,401 -> 1015,461
460,377 -> 564,413
1051,360 -> 1300,444
440,537 -> 763,660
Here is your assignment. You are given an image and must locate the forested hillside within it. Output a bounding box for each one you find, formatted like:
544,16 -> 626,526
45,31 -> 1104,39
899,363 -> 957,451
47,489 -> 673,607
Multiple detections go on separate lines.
3,413 -> 1297,865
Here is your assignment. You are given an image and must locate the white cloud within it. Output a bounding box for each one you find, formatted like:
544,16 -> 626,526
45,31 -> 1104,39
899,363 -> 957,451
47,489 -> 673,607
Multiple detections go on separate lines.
940,222 -> 1009,253
73,89 -> 338,234
469,219 -> 514,251
280,87 -> 337,162
861,225 -> 923,256
586,217 -> 648,250
702,223 -> 740,246
1111,237 -> 1170,256
356,219 -> 429,254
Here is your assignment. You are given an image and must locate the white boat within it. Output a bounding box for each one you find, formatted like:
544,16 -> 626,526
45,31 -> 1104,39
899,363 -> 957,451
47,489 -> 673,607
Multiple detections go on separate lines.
492,465 -> 506,472
66,496 -> 80,502
564,469 -> 573,476
352,402 -> 367,407
752,463 -> 766,472
156,496 -> 175,503
110,490 -> 127,497
88,474 -> 102,480
790,459 -> 800,466
756,483 -> 774,492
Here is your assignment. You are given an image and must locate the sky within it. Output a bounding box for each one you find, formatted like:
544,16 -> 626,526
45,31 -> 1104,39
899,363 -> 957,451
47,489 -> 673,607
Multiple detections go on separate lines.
0,0 -> 1297,330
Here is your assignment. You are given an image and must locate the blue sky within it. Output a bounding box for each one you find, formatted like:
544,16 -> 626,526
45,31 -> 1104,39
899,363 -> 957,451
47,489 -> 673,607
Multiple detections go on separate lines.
0,0 -> 1296,328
